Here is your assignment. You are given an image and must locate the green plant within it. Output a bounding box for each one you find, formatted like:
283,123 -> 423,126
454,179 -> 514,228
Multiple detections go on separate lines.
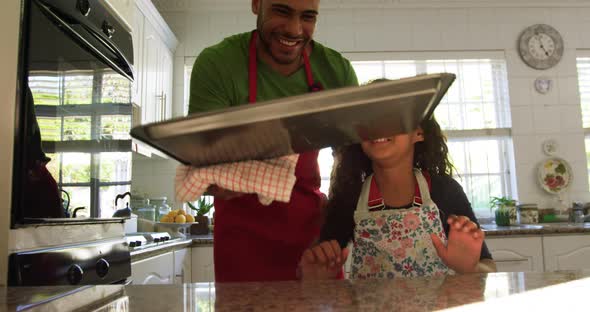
490,196 -> 517,226
489,196 -> 516,211
187,197 -> 214,217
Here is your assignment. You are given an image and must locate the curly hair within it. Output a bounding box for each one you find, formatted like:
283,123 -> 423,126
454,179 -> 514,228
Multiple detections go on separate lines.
319,115 -> 455,247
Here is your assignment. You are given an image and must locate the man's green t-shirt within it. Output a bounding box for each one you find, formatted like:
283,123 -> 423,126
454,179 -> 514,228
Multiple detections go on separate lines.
188,31 -> 358,113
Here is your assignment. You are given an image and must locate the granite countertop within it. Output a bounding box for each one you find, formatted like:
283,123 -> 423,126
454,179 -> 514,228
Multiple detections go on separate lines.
130,234 -> 213,262
5,271 -> 590,311
482,222 -> 590,236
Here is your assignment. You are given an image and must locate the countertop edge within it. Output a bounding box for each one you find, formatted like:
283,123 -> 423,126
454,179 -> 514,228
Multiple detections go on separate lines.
130,235 -> 213,262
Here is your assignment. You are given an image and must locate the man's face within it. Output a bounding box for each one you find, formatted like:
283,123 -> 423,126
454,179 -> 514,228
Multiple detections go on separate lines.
252,0 -> 320,66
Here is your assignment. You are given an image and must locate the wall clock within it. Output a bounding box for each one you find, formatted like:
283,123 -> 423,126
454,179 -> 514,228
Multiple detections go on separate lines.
518,24 -> 564,70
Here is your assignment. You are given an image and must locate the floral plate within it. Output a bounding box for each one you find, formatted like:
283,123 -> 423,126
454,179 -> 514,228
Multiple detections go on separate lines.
537,158 -> 572,194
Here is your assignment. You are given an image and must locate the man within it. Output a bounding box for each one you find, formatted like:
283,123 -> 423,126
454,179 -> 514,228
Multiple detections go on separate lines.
189,0 -> 358,282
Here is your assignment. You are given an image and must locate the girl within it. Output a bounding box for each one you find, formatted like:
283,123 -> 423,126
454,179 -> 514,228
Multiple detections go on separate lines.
299,98 -> 496,279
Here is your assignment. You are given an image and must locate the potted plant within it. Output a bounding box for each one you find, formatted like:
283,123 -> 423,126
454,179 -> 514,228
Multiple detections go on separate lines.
490,196 -> 517,226
187,196 -> 214,235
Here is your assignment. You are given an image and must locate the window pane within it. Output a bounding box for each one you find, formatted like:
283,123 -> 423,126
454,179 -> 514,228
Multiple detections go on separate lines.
61,153 -> 91,183
62,116 -> 91,140
100,152 -> 132,182
455,174 -> 503,216
577,58 -> 590,127
352,61 -> 383,85
63,72 -> 93,105
45,153 -> 60,183
101,71 -> 132,104
384,61 -> 417,79
318,148 -> 334,195
100,184 -> 131,218
29,73 -> 60,105
100,115 -> 131,140
63,186 -> 90,217
37,117 -> 62,141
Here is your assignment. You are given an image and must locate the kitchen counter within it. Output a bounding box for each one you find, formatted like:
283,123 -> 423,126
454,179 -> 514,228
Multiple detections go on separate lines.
130,234 -> 213,262
4,271 -> 590,311
482,222 -> 590,236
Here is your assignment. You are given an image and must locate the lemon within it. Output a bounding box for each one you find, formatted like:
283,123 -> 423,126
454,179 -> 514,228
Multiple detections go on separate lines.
174,214 -> 186,224
167,211 -> 177,218
160,215 -> 170,223
185,214 -> 195,223
179,209 -> 187,216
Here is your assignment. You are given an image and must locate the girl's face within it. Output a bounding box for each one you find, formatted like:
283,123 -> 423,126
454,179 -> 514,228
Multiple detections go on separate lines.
360,129 -> 424,167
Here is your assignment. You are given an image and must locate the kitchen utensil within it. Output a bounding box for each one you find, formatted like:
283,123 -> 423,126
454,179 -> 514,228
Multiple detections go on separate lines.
130,73 -> 455,167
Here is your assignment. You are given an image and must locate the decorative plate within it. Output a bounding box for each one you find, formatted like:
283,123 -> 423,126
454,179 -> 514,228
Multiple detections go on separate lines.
537,158 -> 572,194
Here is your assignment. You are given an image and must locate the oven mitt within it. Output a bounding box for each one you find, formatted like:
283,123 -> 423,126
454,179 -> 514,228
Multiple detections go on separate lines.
175,155 -> 299,205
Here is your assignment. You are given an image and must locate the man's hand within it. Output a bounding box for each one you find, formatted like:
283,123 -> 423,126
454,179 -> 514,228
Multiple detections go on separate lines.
205,185 -> 245,200
430,215 -> 484,273
298,240 -> 349,280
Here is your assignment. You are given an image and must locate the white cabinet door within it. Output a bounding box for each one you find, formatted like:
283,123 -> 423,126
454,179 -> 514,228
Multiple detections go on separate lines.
142,20 -> 159,124
485,237 -> 544,272
131,6 -> 144,109
543,235 -> 590,271
131,252 -> 174,285
191,246 -> 215,283
174,248 -> 192,284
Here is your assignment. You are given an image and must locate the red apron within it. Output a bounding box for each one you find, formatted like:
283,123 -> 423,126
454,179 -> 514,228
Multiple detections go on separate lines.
213,30 -> 324,282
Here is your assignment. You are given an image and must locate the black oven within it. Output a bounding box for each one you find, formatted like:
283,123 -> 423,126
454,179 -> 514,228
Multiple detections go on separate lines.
13,0 -> 135,225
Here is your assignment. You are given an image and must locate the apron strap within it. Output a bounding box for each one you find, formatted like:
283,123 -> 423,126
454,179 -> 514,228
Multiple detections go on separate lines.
356,175 -> 374,213
414,169 -> 432,203
248,30 -> 321,104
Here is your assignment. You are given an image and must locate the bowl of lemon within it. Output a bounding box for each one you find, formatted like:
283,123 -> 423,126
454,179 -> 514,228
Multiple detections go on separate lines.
156,209 -> 197,238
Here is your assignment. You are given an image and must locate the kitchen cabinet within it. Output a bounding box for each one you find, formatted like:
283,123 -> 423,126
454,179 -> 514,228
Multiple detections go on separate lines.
174,248 -> 192,284
131,252 -> 174,285
133,0 -> 177,125
485,237 -> 544,272
543,235 -> 590,271
191,246 -> 215,283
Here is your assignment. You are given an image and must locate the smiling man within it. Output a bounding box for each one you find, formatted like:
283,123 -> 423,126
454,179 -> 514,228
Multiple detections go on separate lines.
188,0 -> 358,282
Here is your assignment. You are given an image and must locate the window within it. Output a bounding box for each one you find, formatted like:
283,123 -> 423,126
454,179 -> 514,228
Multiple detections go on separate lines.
30,69 -> 132,217
577,56 -> 590,188
326,53 -> 515,218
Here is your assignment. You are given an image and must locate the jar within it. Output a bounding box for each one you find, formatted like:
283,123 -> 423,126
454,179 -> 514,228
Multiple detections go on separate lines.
131,198 -> 156,222
518,204 -> 539,224
150,197 -> 171,220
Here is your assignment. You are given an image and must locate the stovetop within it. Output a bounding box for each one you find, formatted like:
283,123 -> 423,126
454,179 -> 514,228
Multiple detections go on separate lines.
125,232 -> 179,250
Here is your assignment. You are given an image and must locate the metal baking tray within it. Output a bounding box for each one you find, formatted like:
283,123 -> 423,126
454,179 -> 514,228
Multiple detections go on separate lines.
130,73 -> 455,167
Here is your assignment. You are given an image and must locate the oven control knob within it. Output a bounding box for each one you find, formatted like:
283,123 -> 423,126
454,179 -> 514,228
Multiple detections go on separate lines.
154,238 -> 160,243
76,0 -> 91,16
102,21 -> 115,38
96,258 -> 110,278
135,240 -> 142,246
129,241 -> 136,247
67,264 -> 84,285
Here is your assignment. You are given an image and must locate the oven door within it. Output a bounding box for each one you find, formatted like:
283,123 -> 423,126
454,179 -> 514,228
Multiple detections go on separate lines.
14,0 -> 135,223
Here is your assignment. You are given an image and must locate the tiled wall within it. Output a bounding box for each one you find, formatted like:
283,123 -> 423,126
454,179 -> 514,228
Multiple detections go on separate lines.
134,1 -> 590,209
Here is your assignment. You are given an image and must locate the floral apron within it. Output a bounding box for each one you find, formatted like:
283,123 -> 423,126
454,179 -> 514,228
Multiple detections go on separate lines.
350,169 -> 452,279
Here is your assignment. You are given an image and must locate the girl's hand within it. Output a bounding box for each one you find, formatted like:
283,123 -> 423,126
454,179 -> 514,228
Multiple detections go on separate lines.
430,215 -> 484,273
298,240 -> 349,280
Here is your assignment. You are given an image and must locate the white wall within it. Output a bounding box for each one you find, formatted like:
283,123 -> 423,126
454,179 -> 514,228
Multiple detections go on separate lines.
0,0 -> 21,286
147,0 -> 590,209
